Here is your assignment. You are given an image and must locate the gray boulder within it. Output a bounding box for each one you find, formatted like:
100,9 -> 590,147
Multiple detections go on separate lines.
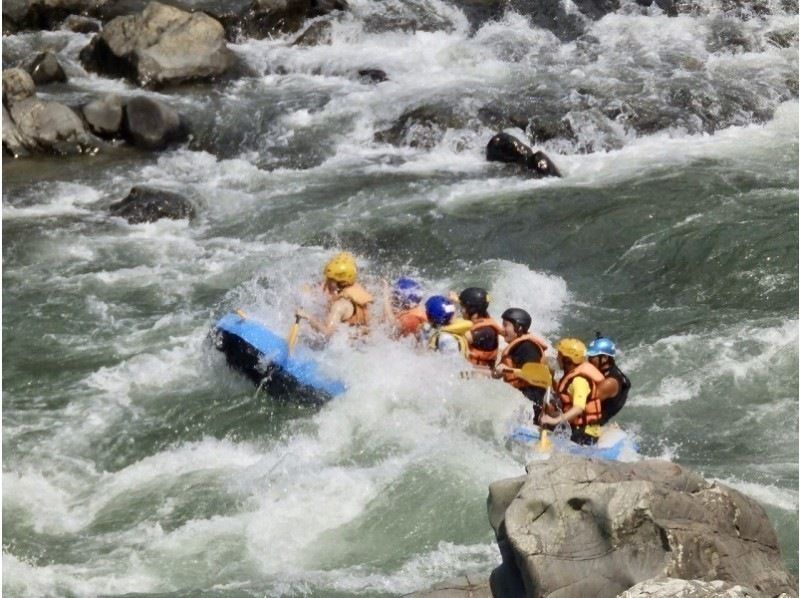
26,51 -> 68,85
3,106 -> 30,157
82,93 -> 123,137
7,97 -> 97,154
79,1 -> 235,88
619,577 -> 762,597
3,68 -> 36,106
488,455 -> 797,598
122,96 -> 185,149
109,185 -> 195,223
485,132 -> 561,177
405,573 -> 492,597
14,0 -> 107,30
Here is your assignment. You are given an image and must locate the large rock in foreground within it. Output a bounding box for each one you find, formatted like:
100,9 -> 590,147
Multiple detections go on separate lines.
488,455 -> 797,598
79,1 -> 235,87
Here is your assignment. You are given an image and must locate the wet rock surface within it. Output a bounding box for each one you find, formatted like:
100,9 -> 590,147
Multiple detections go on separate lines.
109,185 -> 196,223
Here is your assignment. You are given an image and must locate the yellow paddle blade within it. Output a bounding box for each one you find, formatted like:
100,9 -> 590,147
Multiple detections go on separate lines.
235,309 -> 247,319
286,316 -> 301,354
536,429 -> 552,453
514,362 -> 553,389
441,318 -> 473,336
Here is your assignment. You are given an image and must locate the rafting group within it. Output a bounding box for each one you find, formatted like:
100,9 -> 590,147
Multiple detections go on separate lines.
290,252 -> 631,447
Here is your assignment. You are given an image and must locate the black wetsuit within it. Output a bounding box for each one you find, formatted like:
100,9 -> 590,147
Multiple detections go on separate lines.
600,364 -> 630,424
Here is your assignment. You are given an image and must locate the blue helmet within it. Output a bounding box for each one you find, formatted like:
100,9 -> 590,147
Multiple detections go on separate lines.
586,336 -> 616,358
393,277 -> 422,308
425,295 -> 456,326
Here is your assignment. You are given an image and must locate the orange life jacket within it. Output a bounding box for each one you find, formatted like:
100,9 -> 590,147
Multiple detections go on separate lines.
466,317 -> 503,367
556,361 -> 605,427
499,334 -> 549,389
339,283 -> 373,327
395,305 -> 427,337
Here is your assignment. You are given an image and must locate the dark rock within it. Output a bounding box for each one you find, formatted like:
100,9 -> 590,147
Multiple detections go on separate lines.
20,0 -> 107,30
239,0 -> 349,40
82,94 -> 123,137
3,68 -> 36,107
293,20 -> 333,45
61,14 -> 102,32
485,132 -> 561,177
488,455 -> 798,598
26,51 -> 68,86
109,185 -> 195,223
80,1 -> 235,88
122,96 -> 185,150
7,97 -> 97,155
374,105 -> 466,149
765,27 -> 798,48
358,68 -> 388,83
635,0 -> 677,15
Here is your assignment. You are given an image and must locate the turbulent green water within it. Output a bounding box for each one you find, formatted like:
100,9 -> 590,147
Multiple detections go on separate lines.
3,0 -> 799,595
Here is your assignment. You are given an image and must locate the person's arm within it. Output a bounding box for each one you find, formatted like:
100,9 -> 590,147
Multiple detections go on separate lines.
381,279 -> 395,324
595,376 -> 620,401
297,298 -> 354,337
540,377 -> 590,426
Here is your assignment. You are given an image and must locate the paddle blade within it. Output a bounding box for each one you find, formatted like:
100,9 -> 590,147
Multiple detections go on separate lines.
516,363 -> 553,389
536,429 -> 552,453
286,316 -> 301,354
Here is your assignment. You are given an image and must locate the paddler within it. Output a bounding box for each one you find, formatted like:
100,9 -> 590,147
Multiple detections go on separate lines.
422,295 -> 471,357
382,277 -> 427,339
295,252 -> 374,337
586,334 -> 631,424
491,308 -> 550,420
539,338 -> 605,446
450,287 -> 503,373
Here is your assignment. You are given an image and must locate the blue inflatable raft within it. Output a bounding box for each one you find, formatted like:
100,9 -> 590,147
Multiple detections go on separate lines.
506,422 -> 639,462
212,312 -> 346,405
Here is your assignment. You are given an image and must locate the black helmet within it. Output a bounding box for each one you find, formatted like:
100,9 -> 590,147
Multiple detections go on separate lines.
459,287 -> 489,314
501,308 -> 531,333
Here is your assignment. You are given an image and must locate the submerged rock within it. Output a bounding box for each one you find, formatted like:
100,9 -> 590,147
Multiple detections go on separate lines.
358,68 -> 388,83
61,14 -> 102,32
485,132 -> 561,177
408,573 -> 492,597
238,0 -> 349,39
79,1 -> 235,87
488,455 -> 798,598
26,51 -> 68,86
122,96 -> 185,150
109,185 -> 195,223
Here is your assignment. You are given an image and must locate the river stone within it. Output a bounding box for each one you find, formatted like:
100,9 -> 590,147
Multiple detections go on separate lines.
79,1 -> 235,88
8,98 -> 96,154
82,94 -> 123,137
22,0 -> 107,30
26,51 -> 68,85
293,20 -> 333,46
239,0 -> 349,39
407,573 -> 492,597
61,14 -> 102,32
358,69 -> 388,83
109,186 -> 195,223
122,96 -> 185,149
3,106 -> 30,157
619,577 -> 762,597
3,68 -> 36,106
485,132 -> 562,177
487,455 -> 798,598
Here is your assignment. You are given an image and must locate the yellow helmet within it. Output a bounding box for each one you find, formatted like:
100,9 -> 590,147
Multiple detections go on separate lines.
323,252 -> 357,286
555,338 -> 586,364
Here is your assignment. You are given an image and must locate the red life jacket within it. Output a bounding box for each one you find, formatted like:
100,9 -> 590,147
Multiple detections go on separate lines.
395,305 -> 427,337
499,334 -> 549,389
466,317 -> 503,367
556,361 -> 605,427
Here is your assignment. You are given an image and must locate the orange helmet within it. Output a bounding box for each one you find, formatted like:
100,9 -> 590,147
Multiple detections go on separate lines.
323,252 -> 357,286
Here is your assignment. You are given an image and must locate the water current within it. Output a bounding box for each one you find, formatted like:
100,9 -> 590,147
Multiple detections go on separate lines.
3,0 -> 798,595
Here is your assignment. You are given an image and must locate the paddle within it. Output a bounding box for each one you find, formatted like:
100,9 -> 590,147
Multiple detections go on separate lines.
510,362 -> 554,452
286,314 -> 301,354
